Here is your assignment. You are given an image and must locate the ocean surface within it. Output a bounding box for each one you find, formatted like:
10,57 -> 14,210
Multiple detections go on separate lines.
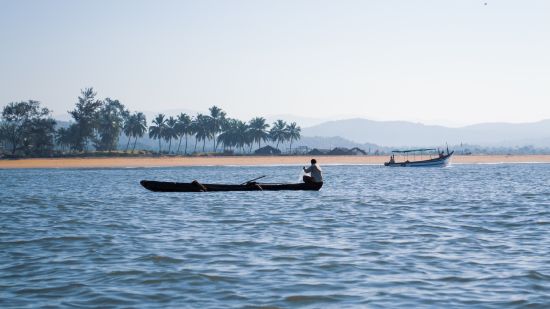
1,164 -> 549,308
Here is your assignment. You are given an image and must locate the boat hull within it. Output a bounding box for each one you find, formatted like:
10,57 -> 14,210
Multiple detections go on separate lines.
140,180 -> 323,192
384,151 -> 453,167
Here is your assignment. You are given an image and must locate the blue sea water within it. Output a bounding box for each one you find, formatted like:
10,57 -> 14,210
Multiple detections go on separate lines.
0,164 -> 549,308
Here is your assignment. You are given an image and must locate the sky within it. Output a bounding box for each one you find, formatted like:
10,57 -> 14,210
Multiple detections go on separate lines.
1,0 -> 549,127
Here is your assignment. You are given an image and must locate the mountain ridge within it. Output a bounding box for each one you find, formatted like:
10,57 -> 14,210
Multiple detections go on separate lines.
302,118 -> 550,147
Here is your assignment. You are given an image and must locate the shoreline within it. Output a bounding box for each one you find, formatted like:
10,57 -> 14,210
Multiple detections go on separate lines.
2,155 -> 550,169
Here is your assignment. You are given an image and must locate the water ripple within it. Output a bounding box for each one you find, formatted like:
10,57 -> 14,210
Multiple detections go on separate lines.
1,164 -> 549,308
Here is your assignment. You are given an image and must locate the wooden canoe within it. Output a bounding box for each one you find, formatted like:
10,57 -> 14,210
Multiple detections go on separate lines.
140,180 -> 323,192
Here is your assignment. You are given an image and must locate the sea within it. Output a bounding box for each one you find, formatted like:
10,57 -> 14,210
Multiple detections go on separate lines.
1,164 -> 549,308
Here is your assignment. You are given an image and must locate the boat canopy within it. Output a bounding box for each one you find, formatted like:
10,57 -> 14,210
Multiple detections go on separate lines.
391,148 -> 437,153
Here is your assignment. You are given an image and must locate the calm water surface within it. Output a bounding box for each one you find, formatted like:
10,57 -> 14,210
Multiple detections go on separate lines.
1,164 -> 549,308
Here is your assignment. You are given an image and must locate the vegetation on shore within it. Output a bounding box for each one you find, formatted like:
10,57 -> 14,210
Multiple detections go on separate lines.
0,88 -> 301,158
4,89 -> 548,159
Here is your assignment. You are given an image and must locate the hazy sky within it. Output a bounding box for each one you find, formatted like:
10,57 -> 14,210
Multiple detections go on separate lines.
1,0 -> 549,126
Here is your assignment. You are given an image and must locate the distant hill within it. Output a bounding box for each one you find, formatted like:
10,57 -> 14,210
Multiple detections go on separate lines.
302,118 -> 550,147
264,114 -> 331,128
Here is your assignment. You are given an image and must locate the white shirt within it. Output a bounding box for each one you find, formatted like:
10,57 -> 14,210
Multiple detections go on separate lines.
304,164 -> 323,182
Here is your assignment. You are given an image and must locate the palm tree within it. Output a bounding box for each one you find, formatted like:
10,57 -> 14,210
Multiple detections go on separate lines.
248,117 -> 270,151
149,114 -> 166,154
194,114 -> 212,152
165,116 -> 178,154
217,119 -> 248,154
217,119 -> 231,152
218,118 -> 246,152
235,120 -> 250,154
190,116 -> 199,153
130,112 -> 147,153
286,122 -> 301,154
208,106 -> 226,152
269,120 -> 288,151
175,113 -> 191,154
122,113 -> 133,152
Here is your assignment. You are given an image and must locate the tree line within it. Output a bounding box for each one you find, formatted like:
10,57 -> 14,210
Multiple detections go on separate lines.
0,88 -> 301,157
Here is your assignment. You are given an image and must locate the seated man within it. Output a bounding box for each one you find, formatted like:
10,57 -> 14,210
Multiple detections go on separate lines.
303,158 -> 323,183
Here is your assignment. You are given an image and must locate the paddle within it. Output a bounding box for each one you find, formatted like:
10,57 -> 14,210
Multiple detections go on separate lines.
240,175 -> 266,185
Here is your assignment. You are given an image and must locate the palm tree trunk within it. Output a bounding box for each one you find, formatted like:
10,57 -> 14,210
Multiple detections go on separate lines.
213,135 -> 217,152
125,137 -> 131,152
184,135 -> 188,155
132,136 -> 138,153
177,136 -> 183,154
168,138 -> 172,153
158,138 -> 162,154
194,138 -> 198,153
202,139 -> 206,152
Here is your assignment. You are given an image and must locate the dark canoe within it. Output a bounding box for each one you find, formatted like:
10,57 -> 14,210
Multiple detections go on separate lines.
140,180 -> 323,192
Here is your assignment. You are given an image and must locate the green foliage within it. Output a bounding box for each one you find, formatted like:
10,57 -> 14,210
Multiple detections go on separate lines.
217,118 -> 250,153
1,89 -> 303,157
68,88 -> 103,151
149,114 -> 166,153
208,106 -> 226,151
0,123 -> 7,152
57,124 -> 80,151
175,113 -> 191,154
248,117 -> 270,150
192,114 -> 213,152
286,122 -> 301,153
130,112 -> 147,153
0,100 -> 56,156
25,118 -> 57,155
123,112 -> 147,153
269,120 -> 288,150
164,116 -> 178,153
94,98 -> 128,151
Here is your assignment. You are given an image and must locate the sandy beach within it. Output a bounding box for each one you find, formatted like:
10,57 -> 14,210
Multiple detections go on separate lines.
1,155 -> 550,169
